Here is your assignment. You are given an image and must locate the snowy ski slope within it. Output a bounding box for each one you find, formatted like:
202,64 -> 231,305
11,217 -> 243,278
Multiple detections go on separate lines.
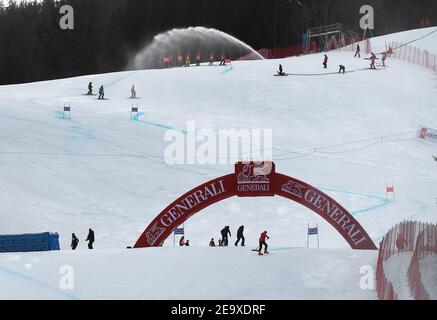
0,27 -> 436,299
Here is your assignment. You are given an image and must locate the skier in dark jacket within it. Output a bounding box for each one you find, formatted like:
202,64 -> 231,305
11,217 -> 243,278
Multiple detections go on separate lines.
277,64 -> 285,76
338,65 -> 346,74
220,226 -> 231,246
354,44 -> 361,58
209,238 -> 216,247
98,85 -> 105,100
85,228 -> 95,249
87,82 -> 93,95
323,54 -> 328,68
235,225 -> 245,246
258,231 -> 270,255
71,233 -> 79,250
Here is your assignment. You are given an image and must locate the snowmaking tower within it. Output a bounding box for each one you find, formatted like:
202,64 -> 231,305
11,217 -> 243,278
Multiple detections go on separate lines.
304,23 -> 359,53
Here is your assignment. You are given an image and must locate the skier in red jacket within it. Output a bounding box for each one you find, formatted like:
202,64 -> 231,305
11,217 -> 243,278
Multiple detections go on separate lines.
258,231 -> 270,255
177,53 -> 183,67
370,53 -> 377,69
179,236 -> 186,246
323,54 -> 328,68
219,52 -> 226,66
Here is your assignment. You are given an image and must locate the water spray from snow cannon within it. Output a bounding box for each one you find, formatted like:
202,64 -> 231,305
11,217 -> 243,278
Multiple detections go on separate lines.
129,26 -> 264,69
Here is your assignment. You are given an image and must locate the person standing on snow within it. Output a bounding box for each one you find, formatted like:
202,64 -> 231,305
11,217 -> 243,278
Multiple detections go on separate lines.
185,54 -> 191,67
219,52 -> 226,66
177,53 -> 183,67
98,85 -> 105,100
131,85 -> 136,99
209,238 -> 216,247
220,226 -> 231,246
323,54 -> 328,69
87,82 -> 93,95
370,53 -> 377,69
179,236 -> 186,246
277,64 -> 285,76
71,233 -> 79,250
196,52 -> 201,66
354,44 -> 361,58
338,65 -> 346,74
381,52 -> 387,67
85,228 -> 95,249
258,231 -> 270,255
235,225 -> 245,246
209,53 -> 214,65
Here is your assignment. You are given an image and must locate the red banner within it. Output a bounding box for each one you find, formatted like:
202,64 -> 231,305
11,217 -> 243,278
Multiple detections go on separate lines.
134,162 -> 377,250
274,173 -> 376,250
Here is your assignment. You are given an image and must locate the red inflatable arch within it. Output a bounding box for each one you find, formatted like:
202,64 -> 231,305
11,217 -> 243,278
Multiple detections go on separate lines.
134,162 -> 377,250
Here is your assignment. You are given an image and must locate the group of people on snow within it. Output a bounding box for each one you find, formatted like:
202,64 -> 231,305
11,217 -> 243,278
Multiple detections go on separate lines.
277,44 -> 390,76
164,52 -> 228,68
356,44 -> 388,69
73,225 -> 269,254
71,228 -> 95,250
368,51 -> 386,69
87,82 -> 105,99
205,225 -> 269,255
85,82 -> 138,100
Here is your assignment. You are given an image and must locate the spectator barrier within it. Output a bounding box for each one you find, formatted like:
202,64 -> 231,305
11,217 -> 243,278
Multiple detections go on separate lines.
376,221 -> 436,300
407,223 -> 437,300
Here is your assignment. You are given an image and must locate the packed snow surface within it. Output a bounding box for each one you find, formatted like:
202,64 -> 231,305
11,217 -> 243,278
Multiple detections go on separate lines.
0,27 -> 436,299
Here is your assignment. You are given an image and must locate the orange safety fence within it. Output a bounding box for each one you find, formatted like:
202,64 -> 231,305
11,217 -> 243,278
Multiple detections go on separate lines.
376,221 -> 437,300
386,41 -> 437,73
407,223 -> 437,300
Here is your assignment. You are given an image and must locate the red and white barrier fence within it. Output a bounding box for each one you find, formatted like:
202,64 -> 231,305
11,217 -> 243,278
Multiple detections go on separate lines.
376,221 -> 437,300
336,38 -> 437,73
407,224 -> 437,300
387,41 -> 437,73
